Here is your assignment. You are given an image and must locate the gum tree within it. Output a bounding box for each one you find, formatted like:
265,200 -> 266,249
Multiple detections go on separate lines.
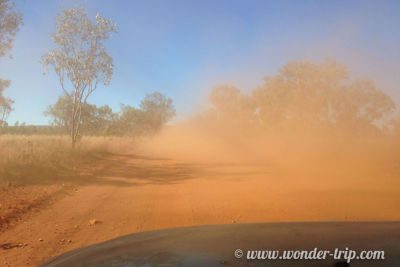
0,80 -> 14,126
0,0 -> 22,126
42,8 -> 116,146
252,60 -> 395,134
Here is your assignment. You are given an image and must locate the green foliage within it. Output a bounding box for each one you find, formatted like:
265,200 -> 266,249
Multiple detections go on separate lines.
42,8 -> 116,91
0,0 -> 22,126
42,7 -> 116,145
45,92 -> 175,136
45,94 -> 116,135
0,0 -> 22,58
138,92 -> 176,133
0,80 -> 13,126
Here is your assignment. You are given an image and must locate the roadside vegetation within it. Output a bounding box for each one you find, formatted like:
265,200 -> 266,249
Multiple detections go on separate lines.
0,2 -> 175,186
0,135 -> 137,185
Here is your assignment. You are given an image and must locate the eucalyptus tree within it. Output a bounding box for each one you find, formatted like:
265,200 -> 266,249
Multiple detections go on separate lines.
252,60 -> 395,134
43,8 -> 116,146
0,80 -> 13,126
0,0 -> 22,126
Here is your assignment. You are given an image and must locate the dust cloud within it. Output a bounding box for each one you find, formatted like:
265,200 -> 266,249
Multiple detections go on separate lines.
137,60 -> 400,205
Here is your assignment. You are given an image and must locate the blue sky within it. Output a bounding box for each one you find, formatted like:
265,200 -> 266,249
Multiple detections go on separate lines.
1,0 -> 399,125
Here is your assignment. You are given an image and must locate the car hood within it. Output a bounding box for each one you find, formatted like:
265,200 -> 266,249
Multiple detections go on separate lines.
41,222 -> 400,267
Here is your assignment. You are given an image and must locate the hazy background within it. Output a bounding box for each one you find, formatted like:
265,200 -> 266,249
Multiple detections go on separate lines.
0,0 -> 399,125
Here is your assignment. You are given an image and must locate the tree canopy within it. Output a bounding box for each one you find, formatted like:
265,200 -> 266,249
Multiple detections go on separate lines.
45,92 -> 175,136
0,80 -> 13,126
0,0 -> 22,126
206,60 -> 396,135
42,7 -> 116,145
0,0 -> 22,58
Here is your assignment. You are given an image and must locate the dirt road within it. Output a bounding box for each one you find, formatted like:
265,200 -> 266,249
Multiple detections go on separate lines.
1,153 -> 399,266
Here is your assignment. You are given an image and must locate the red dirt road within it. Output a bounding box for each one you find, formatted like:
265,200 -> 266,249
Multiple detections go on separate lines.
1,153 -> 399,266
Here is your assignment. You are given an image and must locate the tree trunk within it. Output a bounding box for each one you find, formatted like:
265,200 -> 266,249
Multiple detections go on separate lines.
71,131 -> 77,148
70,97 -> 82,148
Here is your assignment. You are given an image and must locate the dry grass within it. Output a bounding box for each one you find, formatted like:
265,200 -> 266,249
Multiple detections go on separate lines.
0,135 -> 137,185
